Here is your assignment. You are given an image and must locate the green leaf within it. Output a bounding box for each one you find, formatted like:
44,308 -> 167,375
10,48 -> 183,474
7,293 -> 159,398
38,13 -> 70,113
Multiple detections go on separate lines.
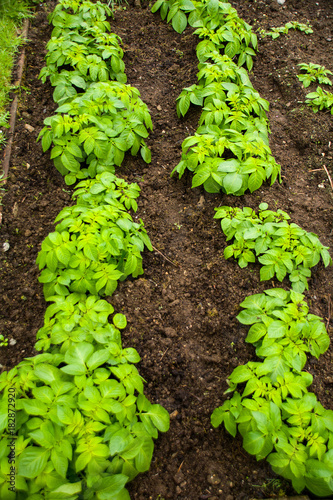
229,365 -> 253,384
18,447 -> 49,478
61,363 -> 87,376
243,431 -> 265,455
84,244 -> 99,261
113,314 -> 127,329
94,475 -> 129,499
75,451 -> 92,472
141,145 -> 151,164
42,130 -> 53,152
245,323 -> 267,343
223,173 -> 243,194
87,350 -> 110,371
144,405 -> 170,432
224,412 -> 237,437
179,94 -> 190,116
207,0 -> 219,17
21,399 -> 48,416
248,171 -> 264,192
267,321 -> 288,339
135,438 -> 154,472
211,406 -> 224,429
84,136 -> 95,156
171,10 -> 187,33
151,0 -> 165,13
60,151 -> 79,173
267,452 -> 290,469
51,448 -> 69,478
50,482 -> 82,498
109,429 -> 132,455
34,364 -> 58,384
260,265 -> 275,281
192,170 -> 210,188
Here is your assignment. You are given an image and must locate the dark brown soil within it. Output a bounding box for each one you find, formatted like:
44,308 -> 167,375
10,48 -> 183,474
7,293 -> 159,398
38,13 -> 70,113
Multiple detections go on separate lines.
0,0 -> 332,498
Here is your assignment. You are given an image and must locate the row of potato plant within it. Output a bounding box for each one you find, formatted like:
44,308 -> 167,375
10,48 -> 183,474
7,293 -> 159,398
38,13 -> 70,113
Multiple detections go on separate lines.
0,1 -> 169,499
211,289 -> 333,497
152,0 -> 333,496
153,0 -> 281,196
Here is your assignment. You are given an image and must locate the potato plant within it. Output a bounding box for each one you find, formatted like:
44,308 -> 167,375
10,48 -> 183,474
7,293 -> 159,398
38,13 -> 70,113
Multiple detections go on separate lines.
0,1 -> 169,498
211,289 -> 333,498
155,0 -> 282,196
214,203 -> 331,293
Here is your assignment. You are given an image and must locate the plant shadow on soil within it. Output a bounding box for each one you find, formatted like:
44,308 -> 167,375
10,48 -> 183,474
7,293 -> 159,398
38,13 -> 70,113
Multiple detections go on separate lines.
0,0 -> 332,498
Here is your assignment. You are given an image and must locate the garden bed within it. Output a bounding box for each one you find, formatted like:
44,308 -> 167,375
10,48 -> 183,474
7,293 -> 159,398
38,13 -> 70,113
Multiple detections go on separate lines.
0,0 -> 332,498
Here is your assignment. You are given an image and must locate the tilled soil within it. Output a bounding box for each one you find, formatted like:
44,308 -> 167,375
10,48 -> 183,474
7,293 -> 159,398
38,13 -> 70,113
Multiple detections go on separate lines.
0,0 -> 332,498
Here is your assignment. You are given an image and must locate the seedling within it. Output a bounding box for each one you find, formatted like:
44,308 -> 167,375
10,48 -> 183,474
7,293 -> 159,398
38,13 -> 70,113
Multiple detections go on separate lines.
261,22 -> 313,40
297,63 -> 332,88
0,335 -> 8,347
305,86 -> 333,114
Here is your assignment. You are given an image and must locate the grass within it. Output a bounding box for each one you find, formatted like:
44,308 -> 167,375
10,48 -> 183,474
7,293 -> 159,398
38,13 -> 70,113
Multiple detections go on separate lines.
0,0 -> 33,160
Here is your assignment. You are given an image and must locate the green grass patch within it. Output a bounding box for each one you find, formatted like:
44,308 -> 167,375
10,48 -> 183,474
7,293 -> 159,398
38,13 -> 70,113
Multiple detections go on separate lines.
0,0 -> 33,154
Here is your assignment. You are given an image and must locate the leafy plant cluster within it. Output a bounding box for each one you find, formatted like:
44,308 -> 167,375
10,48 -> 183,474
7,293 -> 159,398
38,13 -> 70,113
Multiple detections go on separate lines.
153,0 -> 333,496
0,307 -> 169,500
295,62 -> 333,114
259,21 -> 313,40
214,203 -> 332,293
38,0 -> 152,185
297,63 -> 332,88
211,288 -> 333,497
305,87 -> 333,114
36,175 -> 152,300
0,1 -> 169,498
152,0 -> 281,196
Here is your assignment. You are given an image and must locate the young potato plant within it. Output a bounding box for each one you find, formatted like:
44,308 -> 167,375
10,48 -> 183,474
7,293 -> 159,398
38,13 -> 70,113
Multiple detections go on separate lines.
0,309 -> 170,499
297,63 -> 332,88
151,0 -> 196,34
259,21 -> 313,40
38,81 -> 152,185
211,288 -> 333,498
214,203 -> 332,292
36,175 -> 152,299
305,86 -> 333,114
39,15 -> 127,100
38,0 -> 152,186
172,76 -> 279,194
173,54 -> 280,195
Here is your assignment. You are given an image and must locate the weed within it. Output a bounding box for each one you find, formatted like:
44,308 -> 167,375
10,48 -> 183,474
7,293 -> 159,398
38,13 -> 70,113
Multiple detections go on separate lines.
305,86 -> 333,114
297,63 -> 332,88
0,335 -> 8,346
261,21 -> 313,39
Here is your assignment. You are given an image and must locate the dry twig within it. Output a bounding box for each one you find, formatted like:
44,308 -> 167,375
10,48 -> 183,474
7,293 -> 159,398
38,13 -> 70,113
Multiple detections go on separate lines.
323,165 -> 333,192
152,244 -> 179,267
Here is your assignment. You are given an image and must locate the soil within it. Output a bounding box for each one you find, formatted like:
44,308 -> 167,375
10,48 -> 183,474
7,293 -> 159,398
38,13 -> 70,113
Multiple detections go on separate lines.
0,0 -> 333,498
